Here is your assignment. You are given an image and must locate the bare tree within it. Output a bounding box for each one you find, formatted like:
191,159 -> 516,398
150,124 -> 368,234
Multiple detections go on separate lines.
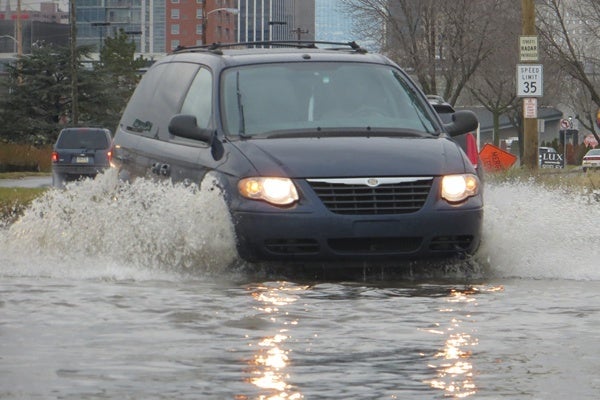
537,0 -> 600,144
340,0 -> 505,105
464,3 -> 520,145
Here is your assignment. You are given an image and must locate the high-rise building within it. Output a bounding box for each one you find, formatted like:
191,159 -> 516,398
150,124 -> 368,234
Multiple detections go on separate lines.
314,0 -> 350,43
2,0 -> 319,57
314,0 -> 375,50
237,0 -> 314,43
75,0 -> 165,56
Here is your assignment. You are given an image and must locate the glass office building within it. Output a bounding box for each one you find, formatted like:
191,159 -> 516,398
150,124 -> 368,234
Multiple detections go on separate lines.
76,0 -> 165,55
237,0 -> 314,42
315,0 -> 375,50
315,0 -> 351,43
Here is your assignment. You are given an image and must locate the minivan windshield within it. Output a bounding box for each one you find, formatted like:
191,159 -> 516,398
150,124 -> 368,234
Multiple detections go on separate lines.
221,62 -> 437,137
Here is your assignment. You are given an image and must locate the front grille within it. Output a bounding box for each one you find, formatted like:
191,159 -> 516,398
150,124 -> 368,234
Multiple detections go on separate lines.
307,177 -> 433,215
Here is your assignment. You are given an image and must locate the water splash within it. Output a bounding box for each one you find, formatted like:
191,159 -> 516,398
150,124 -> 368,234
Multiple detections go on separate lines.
1,172 -> 598,281
0,170 -> 237,280
479,180 -> 600,280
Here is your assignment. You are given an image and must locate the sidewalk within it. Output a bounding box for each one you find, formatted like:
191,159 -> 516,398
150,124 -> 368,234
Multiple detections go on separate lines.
0,176 -> 52,188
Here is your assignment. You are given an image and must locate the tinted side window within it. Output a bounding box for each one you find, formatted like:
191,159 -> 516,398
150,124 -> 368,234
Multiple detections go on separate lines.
120,62 -> 200,139
180,68 -> 213,129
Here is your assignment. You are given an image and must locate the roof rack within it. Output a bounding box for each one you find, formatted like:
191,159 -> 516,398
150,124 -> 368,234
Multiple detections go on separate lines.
172,40 -> 368,55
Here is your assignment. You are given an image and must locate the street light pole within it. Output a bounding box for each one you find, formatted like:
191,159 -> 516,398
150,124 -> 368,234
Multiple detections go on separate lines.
69,0 -> 78,124
91,22 -> 111,53
0,35 -> 18,53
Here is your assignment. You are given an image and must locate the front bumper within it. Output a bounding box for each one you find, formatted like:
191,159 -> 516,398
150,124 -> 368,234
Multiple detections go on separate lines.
582,161 -> 600,169
230,178 -> 483,262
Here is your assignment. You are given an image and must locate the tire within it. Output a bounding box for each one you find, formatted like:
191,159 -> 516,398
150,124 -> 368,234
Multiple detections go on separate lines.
52,172 -> 65,188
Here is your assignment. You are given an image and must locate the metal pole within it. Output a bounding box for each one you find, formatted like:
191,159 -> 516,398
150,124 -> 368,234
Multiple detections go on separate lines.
70,0 -> 78,124
16,0 -> 22,56
237,0 -> 241,42
522,0 -> 538,169
141,0 -> 146,53
149,0 -> 154,54
563,131 -> 567,167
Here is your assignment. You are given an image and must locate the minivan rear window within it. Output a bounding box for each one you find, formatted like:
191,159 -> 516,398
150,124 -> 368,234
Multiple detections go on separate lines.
57,130 -> 109,150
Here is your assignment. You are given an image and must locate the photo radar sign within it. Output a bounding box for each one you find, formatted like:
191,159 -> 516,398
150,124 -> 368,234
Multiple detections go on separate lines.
519,36 -> 539,61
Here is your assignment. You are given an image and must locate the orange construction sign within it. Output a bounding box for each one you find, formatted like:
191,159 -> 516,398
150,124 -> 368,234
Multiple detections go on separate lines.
479,143 -> 518,172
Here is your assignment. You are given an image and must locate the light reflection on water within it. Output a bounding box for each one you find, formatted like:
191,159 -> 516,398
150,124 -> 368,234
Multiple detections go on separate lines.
245,283 -> 306,400
424,287 -> 483,398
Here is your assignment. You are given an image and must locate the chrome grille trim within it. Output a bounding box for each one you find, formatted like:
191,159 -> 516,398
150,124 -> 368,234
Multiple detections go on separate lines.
307,177 -> 433,186
307,177 -> 434,215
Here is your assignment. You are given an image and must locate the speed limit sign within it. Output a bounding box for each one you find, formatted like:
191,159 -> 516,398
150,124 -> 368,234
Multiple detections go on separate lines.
517,64 -> 543,97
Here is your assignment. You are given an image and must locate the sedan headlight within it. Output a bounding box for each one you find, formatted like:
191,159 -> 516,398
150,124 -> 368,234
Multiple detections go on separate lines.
441,174 -> 480,203
238,177 -> 299,206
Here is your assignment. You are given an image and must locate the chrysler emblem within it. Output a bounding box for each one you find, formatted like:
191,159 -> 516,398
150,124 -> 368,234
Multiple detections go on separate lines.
366,178 -> 379,187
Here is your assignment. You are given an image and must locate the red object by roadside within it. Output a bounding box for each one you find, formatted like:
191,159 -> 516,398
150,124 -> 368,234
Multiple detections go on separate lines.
465,133 -> 479,168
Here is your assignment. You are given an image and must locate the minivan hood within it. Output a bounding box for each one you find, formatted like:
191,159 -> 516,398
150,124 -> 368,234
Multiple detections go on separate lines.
230,136 -> 468,178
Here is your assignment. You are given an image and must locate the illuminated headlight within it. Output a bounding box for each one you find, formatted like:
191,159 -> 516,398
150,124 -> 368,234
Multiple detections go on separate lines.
441,174 -> 480,203
238,177 -> 299,206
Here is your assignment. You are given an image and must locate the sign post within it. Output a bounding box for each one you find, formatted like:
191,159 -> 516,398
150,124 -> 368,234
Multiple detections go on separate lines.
520,0 -> 539,169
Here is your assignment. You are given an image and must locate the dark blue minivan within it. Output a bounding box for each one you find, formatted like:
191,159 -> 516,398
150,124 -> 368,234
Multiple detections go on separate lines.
112,41 -> 483,263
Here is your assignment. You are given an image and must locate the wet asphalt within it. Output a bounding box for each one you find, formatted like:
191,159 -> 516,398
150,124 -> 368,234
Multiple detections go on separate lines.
0,176 -> 52,188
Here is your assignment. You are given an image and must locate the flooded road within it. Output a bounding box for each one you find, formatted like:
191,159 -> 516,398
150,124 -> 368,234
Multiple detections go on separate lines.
1,172 -> 599,399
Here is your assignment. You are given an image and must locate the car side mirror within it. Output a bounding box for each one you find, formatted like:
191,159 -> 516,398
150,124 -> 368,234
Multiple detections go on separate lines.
168,114 -> 214,144
444,110 -> 479,137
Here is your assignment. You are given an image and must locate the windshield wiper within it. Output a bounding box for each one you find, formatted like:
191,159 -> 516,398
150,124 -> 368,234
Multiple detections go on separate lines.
236,71 -> 246,136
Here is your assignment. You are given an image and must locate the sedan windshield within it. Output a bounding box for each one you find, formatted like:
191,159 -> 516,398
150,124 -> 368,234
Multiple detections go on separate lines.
221,62 -> 437,137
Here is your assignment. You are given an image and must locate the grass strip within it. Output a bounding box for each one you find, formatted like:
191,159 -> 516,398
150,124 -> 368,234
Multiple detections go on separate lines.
0,187 -> 48,224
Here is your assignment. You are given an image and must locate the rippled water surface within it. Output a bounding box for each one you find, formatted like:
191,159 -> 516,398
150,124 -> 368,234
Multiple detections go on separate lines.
1,172 -> 599,399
